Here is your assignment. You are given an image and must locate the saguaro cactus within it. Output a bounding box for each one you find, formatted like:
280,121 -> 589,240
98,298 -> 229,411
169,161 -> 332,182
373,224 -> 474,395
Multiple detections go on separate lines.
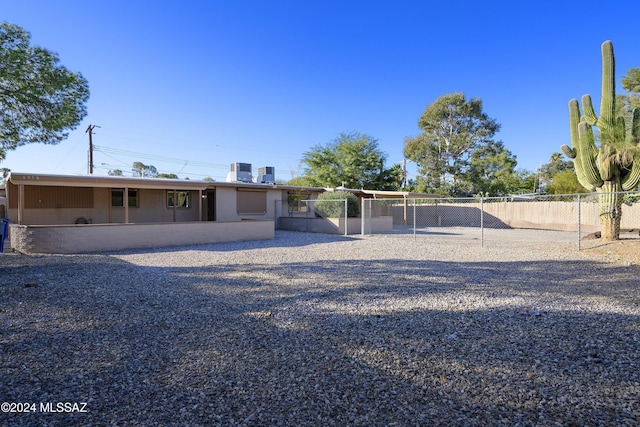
561,40 -> 640,240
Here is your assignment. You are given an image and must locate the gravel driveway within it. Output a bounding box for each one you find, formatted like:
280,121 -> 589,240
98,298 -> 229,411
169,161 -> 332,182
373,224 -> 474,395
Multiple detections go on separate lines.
1,230 -> 639,426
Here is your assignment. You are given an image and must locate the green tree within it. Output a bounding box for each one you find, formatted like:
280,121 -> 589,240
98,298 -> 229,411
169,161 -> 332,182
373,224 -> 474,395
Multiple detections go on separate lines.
0,22 -> 89,161
108,169 -> 123,176
538,152 -> 574,191
545,169 -> 588,194
302,132 -> 400,190
0,167 -> 9,184
617,66 -> 640,140
132,162 -> 158,178
157,173 -> 179,179
314,190 -> 359,218
404,93 -> 500,196
464,140 -> 522,196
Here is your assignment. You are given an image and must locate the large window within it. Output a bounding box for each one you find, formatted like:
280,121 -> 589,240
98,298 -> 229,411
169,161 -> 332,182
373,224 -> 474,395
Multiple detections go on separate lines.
112,189 -> 138,207
168,191 -> 190,208
237,189 -> 266,214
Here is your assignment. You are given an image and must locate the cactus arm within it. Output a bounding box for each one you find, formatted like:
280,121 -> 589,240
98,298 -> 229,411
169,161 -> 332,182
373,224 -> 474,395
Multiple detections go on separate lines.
621,108 -> 640,190
599,41 -> 616,131
568,99 -> 581,146
631,108 -> 640,145
566,99 -> 601,190
561,144 -> 576,158
621,154 -> 640,190
576,121 -> 604,189
582,94 -> 598,126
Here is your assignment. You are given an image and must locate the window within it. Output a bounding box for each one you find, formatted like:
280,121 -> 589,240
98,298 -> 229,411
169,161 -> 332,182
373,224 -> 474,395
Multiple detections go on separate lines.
112,189 -> 138,207
168,191 -> 190,208
237,189 -> 266,214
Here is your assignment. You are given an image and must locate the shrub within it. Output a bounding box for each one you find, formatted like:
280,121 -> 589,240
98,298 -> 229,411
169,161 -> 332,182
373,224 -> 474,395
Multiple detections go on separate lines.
314,191 -> 359,218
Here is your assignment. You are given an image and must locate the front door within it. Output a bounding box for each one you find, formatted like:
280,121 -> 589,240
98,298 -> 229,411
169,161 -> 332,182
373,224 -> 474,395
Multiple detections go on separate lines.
206,190 -> 216,221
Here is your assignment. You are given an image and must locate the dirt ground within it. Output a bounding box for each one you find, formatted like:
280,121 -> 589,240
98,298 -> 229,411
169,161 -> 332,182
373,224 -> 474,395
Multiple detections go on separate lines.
581,237 -> 640,265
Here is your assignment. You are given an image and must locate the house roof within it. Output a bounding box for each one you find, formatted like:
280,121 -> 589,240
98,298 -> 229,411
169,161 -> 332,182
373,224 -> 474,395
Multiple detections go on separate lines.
6,172 -> 325,192
323,187 -> 439,199
6,172 -> 438,199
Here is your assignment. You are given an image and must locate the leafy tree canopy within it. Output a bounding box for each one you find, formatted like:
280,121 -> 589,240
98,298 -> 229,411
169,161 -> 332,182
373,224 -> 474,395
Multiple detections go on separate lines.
464,140 -> 529,196
0,22 -> 89,161
545,169 -> 589,194
314,190 -> 359,218
132,162 -> 158,178
302,132 -> 401,190
622,67 -> 640,95
404,93 -> 500,195
538,152 -> 574,191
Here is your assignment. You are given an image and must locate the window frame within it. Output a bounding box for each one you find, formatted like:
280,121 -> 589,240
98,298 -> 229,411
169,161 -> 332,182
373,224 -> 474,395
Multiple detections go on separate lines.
167,190 -> 191,208
111,189 -> 139,208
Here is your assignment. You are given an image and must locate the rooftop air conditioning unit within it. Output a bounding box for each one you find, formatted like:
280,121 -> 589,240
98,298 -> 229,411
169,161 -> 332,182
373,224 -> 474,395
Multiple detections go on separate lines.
257,166 -> 275,184
227,162 -> 252,183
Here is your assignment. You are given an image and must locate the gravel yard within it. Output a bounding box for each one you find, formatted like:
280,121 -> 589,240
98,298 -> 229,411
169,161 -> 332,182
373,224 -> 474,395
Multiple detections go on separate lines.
1,230 -> 639,426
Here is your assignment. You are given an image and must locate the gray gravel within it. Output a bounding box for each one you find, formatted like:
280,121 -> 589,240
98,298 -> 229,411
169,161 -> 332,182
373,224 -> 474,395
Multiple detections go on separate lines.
1,229 -> 639,426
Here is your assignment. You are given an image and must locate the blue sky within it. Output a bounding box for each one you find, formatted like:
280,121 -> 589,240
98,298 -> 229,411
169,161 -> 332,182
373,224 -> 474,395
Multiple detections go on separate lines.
2,1 -> 639,183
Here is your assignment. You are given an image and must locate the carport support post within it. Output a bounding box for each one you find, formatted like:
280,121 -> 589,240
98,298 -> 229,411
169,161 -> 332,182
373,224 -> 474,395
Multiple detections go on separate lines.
403,196 -> 408,227
361,198 -> 365,236
18,184 -> 24,225
344,198 -> 348,236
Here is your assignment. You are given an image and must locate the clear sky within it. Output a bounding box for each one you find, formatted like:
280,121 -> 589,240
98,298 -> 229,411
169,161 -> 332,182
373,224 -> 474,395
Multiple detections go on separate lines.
2,0 -> 639,183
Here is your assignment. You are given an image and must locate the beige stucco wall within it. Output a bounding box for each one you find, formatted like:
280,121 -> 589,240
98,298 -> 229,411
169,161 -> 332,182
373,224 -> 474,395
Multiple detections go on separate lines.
391,201 -> 640,232
278,216 -> 393,235
9,220 -> 274,254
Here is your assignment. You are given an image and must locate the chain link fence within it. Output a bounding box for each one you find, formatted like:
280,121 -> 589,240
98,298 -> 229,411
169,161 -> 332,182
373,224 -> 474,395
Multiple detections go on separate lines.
361,192 -> 640,249
276,198 -> 352,236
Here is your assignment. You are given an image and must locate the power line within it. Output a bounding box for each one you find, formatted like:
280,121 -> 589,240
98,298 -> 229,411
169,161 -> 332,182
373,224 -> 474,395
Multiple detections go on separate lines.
93,145 -> 229,170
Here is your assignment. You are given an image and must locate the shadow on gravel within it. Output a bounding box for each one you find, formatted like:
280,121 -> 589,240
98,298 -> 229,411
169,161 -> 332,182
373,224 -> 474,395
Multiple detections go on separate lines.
1,252 -> 639,426
92,231 -> 358,256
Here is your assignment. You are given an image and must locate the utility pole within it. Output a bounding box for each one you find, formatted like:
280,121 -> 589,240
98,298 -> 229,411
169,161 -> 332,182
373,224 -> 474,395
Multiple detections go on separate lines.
86,124 -> 99,174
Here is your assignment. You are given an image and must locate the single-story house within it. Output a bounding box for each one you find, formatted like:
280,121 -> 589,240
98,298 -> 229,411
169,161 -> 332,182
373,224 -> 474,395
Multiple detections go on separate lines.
3,172 -> 324,253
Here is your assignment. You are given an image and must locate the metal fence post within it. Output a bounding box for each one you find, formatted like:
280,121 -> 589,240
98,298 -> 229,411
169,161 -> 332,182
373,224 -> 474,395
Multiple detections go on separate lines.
413,198 -> 417,241
577,194 -> 581,251
480,196 -> 484,248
